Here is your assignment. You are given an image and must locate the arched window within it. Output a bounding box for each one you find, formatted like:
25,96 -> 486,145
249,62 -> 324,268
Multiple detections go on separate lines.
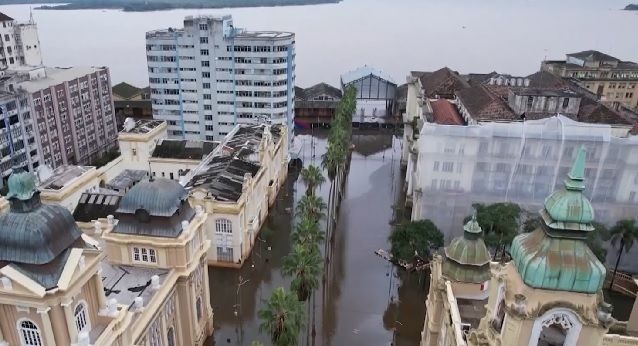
74,301 -> 90,333
18,319 -> 42,346
215,219 -> 232,233
167,327 -> 175,346
196,296 -> 203,321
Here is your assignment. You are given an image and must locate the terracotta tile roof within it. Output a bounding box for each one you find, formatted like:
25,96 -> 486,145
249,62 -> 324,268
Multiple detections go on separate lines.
456,85 -> 516,121
0,13 -> 13,22
430,99 -> 464,125
576,97 -> 632,125
412,67 -> 470,99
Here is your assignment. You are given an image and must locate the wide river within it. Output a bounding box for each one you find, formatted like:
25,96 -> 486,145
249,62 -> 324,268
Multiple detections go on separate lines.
1,0 -> 637,88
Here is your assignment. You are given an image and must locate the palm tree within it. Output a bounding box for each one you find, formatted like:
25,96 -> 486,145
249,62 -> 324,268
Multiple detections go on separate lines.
297,195 -> 326,222
291,217 -> 325,253
258,287 -> 305,346
609,219 -> 638,289
283,244 -> 323,301
300,164 -> 325,195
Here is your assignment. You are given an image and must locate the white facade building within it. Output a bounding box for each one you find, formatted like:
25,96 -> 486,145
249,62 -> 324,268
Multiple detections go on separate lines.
0,12 -> 42,70
146,15 -> 296,141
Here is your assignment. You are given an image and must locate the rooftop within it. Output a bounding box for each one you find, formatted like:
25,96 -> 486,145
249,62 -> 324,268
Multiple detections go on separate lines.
73,192 -> 121,223
296,82 -> 342,101
101,261 -> 168,311
38,165 -> 93,191
186,156 -> 260,202
455,85 -> 515,121
412,67 -> 470,99
106,169 -> 148,192
0,12 -> 14,22
511,88 -> 578,97
19,67 -> 105,92
430,99 -> 464,125
120,118 -> 164,134
151,139 -> 218,160
112,82 -> 143,100
235,31 -> 294,39
567,50 -> 620,62
341,65 -> 396,85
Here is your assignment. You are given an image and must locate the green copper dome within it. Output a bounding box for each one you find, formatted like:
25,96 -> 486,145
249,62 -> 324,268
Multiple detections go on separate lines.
6,171 -> 38,201
442,212 -> 491,283
543,148 -> 595,232
510,147 -> 605,294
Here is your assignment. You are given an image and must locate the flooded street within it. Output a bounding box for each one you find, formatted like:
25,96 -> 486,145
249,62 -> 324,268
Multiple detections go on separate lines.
206,131 -> 427,345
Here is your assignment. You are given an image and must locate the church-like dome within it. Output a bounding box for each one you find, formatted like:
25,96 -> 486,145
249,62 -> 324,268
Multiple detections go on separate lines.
510,147 -> 605,294
0,171 -> 83,265
442,212 -> 491,283
117,178 -> 188,217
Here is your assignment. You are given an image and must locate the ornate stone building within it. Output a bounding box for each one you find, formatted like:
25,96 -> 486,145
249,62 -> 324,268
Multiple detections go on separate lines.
0,171 -> 213,346
421,148 -> 638,346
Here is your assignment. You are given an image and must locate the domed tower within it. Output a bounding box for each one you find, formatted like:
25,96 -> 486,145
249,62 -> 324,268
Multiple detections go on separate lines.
421,213 -> 492,346
469,147 -> 613,346
100,178 -> 214,345
0,172 -> 107,346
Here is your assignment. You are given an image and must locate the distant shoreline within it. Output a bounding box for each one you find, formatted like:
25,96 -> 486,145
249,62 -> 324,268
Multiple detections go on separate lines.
625,4 -> 638,10
29,0 -> 341,12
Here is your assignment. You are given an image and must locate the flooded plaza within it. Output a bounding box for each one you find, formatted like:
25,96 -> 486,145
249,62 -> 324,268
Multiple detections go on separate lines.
206,131 -> 427,345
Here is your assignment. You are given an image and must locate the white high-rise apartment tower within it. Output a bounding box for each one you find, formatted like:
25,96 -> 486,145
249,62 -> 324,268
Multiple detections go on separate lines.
0,11 -> 42,69
146,15 -> 295,141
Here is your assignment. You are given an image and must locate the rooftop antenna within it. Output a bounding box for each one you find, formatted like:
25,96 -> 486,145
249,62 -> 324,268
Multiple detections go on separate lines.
29,7 -> 34,24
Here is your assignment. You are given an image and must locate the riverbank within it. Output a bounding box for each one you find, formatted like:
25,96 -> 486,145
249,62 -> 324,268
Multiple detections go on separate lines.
30,0 -> 340,11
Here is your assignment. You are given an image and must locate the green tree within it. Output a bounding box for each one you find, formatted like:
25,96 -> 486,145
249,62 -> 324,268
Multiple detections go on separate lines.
389,220 -> 444,263
587,222 -> 610,263
471,203 -> 521,249
292,217 -> 325,251
258,287 -> 305,346
609,219 -> 638,289
321,143 -> 346,181
283,244 -> 323,301
297,195 -> 326,222
300,164 -> 325,195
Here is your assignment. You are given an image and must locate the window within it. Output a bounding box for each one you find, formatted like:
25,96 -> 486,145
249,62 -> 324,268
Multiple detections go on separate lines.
149,319 -> 161,346
202,72 -> 210,78
200,49 -> 209,56
133,247 -> 157,264
202,61 -> 209,67
203,83 -> 210,89
196,297 -> 203,320
200,37 -> 208,44
199,23 -> 208,31
169,172 -> 174,180
442,162 -> 454,172
562,98 -> 569,109
433,161 -> 439,171
167,328 -> 176,346
205,125 -> 214,131
527,96 -> 533,108
19,320 -> 42,346
74,302 -> 90,333
215,219 -> 232,233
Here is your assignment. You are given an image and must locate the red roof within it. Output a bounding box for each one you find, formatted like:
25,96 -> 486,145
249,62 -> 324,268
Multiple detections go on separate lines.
431,99 -> 464,125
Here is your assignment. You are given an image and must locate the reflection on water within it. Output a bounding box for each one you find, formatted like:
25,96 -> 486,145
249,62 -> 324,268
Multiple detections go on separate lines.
206,130 -> 427,345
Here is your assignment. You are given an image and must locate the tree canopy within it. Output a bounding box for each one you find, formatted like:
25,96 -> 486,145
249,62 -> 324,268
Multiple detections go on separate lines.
389,220 -> 444,263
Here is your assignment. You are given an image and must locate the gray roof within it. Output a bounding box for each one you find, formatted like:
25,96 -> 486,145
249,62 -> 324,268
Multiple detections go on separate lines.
39,165 -> 93,191
106,169 -> 148,192
116,179 -> 187,217
297,83 -> 342,101
341,65 -> 396,85
0,195 -> 83,265
114,204 -> 194,238
151,139 -> 218,160
567,50 -> 620,62
120,119 -> 164,134
511,88 -> 577,97
186,156 -> 260,202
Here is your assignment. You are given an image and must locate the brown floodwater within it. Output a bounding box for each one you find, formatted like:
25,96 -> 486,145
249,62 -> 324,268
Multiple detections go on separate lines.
205,131 -> 427,345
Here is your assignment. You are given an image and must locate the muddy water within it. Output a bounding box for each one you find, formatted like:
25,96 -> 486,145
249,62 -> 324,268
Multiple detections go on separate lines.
205,131 -> 427,345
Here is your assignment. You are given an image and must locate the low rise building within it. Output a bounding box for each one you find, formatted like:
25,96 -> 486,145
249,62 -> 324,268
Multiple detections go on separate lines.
0,171 -> 213,346
294,83 -> 342,126
0,11 -> 42,69
117,118 -> 167,171
185,124 -> 288,267
341,65 -> 398,123
542,50 -> 638,111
